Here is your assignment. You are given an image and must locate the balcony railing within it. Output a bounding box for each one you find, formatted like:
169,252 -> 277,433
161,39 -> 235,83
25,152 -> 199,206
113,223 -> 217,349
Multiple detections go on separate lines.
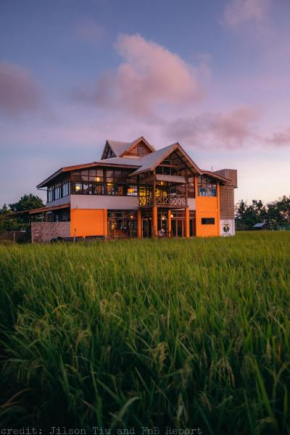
139,194 -> 186,208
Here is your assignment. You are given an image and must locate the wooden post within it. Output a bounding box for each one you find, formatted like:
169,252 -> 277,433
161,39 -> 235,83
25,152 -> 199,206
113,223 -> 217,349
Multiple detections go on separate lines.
185,207 -> 190,238
152,206 -> 158,238
153,171 -> 156,207
137,209 -> 142,238
168,210 -> 172,236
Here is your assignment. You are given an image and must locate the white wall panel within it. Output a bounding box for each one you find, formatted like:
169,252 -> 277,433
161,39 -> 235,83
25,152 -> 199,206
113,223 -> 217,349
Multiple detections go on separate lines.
71,195 -> 139,210
220,219 -> 236,236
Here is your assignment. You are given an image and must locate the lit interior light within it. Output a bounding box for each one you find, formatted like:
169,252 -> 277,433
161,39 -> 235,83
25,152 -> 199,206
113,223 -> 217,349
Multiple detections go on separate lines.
75,185 -> 81,191
171,214 -> 174,218
95,176 -> 101,182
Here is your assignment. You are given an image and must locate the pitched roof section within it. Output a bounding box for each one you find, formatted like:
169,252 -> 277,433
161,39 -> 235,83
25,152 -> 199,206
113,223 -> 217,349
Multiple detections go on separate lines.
103,140 -> 129,158
129,143 -> 202,176
37,139 -> 235,189
101,136 -> 155,159
37,159 -> 141,188
201,170 -> 230,184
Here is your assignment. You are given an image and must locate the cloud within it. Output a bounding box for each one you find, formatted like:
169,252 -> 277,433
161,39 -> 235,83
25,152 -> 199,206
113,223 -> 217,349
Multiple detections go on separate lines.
0,63 -> 44,118
75,20 -> 104,44
165,106 -> 261,150
264,127 -> 290,147
73,34 -> 204,116
223,0 -> 270,28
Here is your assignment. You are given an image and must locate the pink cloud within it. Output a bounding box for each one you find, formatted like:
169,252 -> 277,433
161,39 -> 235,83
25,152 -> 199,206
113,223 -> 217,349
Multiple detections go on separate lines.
165,106 -> 261,150
74,34 -> 204,116
223,0 -> 270,27
75,20 -> 104,44
264,127 -> 290,147
0,63 -> 44,118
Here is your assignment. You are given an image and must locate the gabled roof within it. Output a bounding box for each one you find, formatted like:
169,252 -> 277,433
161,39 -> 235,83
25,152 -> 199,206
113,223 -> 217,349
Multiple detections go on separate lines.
103,140 -> 129,158
129,143 -> 202,176
37,138 -> 234,189
101,136 -> 155,159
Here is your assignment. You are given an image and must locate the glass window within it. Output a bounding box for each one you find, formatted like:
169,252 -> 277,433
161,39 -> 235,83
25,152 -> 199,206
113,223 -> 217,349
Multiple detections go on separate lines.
55,186 -> 61,200
71,171 -> 81,182
106,183 -> 118,195
197,176 -> 217,197
48,187 -> 54,203
106,170 -> 114,181
188,182 -> 195,198
63,182 -> 70,197
201,218 -> 215,225
73,183 -> 83,194
95,184 -> 104,195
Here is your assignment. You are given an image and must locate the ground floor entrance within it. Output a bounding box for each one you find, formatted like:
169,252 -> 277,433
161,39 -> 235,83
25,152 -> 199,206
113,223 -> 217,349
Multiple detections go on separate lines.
107,208 -> 196,239
140,208 -> 196,238
107,210 -> 137,238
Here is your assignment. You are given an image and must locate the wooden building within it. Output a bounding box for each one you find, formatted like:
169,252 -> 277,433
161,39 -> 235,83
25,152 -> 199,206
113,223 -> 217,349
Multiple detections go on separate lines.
32,137 -> 237,242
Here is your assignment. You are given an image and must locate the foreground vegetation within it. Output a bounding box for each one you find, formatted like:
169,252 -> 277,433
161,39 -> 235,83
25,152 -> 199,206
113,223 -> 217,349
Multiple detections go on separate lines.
0,232 -> 290,434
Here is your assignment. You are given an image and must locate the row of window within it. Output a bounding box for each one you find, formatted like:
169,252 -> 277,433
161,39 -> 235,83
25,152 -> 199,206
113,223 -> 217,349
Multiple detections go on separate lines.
48,182 -> 70,202
198,187 -> 217,197
47,182 -> 196,202
47,177 -> 217,202
71,169 -> 134,184
72,183 -> 138,196
197,176 -> 217,197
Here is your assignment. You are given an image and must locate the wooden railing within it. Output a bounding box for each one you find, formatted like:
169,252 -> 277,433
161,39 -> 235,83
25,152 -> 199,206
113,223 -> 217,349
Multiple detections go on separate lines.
139,194 -> 186,208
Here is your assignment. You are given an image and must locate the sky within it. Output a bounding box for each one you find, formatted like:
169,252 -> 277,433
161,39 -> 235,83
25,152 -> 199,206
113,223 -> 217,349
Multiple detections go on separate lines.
0,0 -> 289,206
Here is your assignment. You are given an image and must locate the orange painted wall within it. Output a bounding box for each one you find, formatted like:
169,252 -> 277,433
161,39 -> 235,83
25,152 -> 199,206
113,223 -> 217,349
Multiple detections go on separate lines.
195,182 -> 220,237
70,209 -> 107,237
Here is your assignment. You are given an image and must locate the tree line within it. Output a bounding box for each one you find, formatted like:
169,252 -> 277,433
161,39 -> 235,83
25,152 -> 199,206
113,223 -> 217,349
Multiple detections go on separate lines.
236,196 -> 290,230
0,194 -> 44,233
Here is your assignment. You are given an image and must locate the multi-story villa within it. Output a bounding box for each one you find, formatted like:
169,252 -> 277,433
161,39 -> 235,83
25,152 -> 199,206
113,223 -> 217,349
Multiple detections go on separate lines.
30,136 -> 237,242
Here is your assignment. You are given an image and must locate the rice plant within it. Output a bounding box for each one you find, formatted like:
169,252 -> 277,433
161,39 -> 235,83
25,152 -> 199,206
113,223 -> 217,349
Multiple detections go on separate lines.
0,232 -> 289,434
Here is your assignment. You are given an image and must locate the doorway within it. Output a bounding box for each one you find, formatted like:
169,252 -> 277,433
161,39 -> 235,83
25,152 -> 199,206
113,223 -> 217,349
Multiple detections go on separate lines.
142,219 -> 152,238
171,219 -> 184,237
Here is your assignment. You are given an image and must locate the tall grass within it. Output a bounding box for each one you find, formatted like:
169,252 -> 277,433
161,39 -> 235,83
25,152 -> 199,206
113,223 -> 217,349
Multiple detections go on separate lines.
0,232 -> 290,433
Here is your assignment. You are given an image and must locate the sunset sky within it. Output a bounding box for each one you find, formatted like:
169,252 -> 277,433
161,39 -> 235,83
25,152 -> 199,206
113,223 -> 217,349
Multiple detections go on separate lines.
1,0 -> 289,206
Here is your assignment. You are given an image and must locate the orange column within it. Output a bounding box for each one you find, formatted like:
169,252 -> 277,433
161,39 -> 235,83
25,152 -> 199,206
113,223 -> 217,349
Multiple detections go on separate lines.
152,206 -> 158,238
167,210 -> 172,235
185,207 -> 190,238
137,209 -> 142,238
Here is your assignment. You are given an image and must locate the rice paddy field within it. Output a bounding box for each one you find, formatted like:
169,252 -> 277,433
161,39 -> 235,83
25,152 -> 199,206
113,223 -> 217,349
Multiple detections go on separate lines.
0,232 -> 290,434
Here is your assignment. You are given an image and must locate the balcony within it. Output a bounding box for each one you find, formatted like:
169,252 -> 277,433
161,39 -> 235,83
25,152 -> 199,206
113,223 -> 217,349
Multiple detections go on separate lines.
139,194 -> 186,208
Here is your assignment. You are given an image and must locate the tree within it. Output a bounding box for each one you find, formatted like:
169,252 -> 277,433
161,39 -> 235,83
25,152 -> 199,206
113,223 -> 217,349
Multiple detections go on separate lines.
236,199 -> 266,230
0,204 -> 14,233
236,196 -> 290,230
9,194 -> 44,212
